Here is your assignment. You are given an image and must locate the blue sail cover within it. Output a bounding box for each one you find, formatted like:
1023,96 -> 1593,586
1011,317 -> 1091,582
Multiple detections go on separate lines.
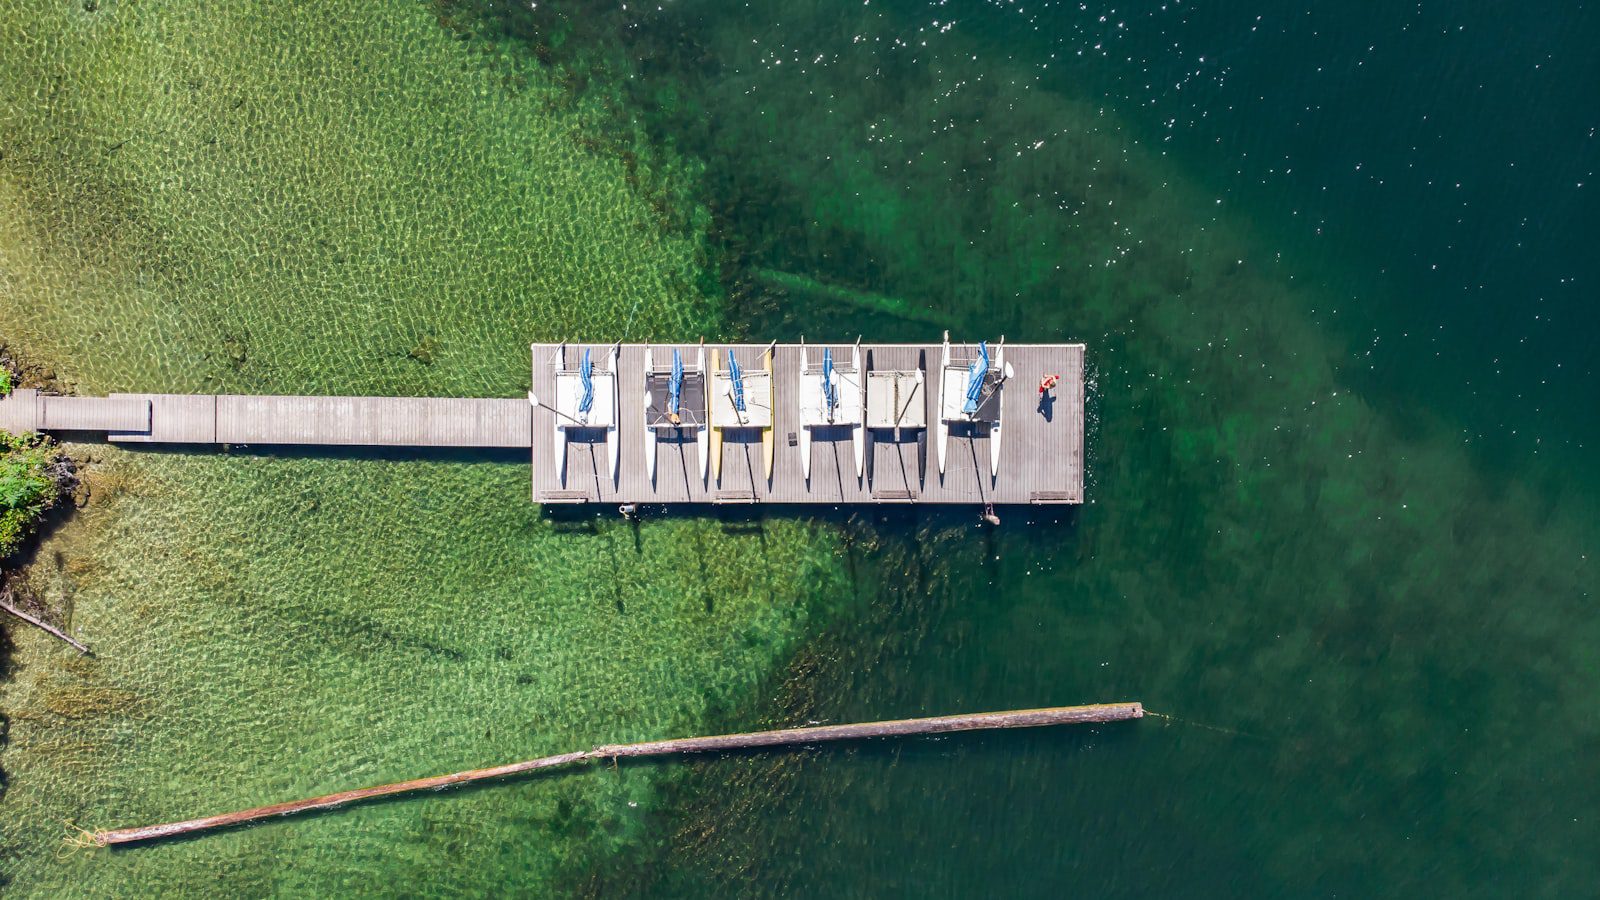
669,349 -> 684,417
821,347 -> 838,413
578,348 -> 595,415
962,341 -> 989,414
727,349 -> 746,413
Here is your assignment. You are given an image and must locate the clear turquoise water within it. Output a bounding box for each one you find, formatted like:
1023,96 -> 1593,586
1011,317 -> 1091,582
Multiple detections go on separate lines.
3,0 -> 1597,896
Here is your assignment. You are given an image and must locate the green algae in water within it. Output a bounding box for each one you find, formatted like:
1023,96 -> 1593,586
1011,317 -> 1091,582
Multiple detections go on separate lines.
4,0 -> 1596,895
0,0 -> 716,395
497,2 -> 1599,895
0,2 -> 847,895
7,454 -> 846,894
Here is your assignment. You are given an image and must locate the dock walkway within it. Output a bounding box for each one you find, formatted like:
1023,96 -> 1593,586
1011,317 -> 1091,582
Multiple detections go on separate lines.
0,389 -> 529,448
531,342 -> 1083,505
0,339 -> 1084,506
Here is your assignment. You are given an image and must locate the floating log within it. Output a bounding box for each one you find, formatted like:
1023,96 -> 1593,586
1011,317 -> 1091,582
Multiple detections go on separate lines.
91,702 -> 1141,847
0,598 -> 91,655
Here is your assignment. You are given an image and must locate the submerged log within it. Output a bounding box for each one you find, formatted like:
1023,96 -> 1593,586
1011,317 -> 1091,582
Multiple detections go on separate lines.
0,598 -> 91,655
91,702 -> 1141,847
750,268 -> 948,325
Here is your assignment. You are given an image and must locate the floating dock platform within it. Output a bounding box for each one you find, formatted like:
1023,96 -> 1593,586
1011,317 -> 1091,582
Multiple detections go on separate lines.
530,341 -> 1083,505
0,338 -> 1084,506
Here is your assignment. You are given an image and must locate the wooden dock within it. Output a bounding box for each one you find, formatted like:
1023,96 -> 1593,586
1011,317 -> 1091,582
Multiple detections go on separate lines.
0,390 -> 151,434
0,389 -> 530,448
531,342 -> 1083,505
0,339 -> 1085,506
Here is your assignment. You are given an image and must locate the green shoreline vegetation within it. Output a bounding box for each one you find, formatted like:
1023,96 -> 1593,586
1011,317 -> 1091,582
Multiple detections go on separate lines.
1,349 -> 75,563
0,2 -> 849,895
0,432 -> 67,561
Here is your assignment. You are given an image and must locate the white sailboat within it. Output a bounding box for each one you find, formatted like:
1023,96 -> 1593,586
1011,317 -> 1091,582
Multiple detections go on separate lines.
710,343 -> 775,485
937,331 -> 1010,478
797,337 -> 866,483
644,342 -> 709,486
542,342 -> 620,486
864,354 -> 928,491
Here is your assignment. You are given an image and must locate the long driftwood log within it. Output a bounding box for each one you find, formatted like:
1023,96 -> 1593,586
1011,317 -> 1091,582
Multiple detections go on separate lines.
92,702 -> 1142,847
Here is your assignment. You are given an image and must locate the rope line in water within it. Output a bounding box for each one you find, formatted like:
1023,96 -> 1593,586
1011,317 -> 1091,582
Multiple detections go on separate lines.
1143,709 -> 1266,741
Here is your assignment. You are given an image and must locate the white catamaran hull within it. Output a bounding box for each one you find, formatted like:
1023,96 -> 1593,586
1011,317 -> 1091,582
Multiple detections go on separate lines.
851,343 -> 865,479
799,339 -> 813,482
937,333 -> 951,475
644,348 -> 658,485
708,352 -> 723,483
606,344 -> 620,486
762,349 -> 775,482
550,344 -> 568,485
989,342 -> 1004,479
800,418 -> 813,481
696,345 -> 708,483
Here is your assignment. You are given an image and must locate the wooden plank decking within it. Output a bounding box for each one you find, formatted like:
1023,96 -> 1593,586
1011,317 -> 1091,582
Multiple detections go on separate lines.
0,390 -> 529,448
109,395 -> 530,447
0,340 -> 1085,506
0,390 -> 151,433
531,342 -> 1083,505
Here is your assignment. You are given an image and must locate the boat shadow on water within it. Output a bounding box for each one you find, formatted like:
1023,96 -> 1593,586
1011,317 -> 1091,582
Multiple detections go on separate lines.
539,498 -> 1080,537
